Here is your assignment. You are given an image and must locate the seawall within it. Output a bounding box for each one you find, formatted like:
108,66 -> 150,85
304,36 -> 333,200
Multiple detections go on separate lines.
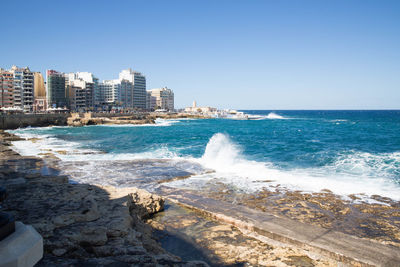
0,114 -> 69,130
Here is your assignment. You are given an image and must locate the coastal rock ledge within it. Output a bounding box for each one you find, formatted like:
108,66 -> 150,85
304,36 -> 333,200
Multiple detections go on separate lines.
0,131 -> 208,266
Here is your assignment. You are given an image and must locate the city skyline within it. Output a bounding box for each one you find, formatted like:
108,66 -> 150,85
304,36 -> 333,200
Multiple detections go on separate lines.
1,0 -> 399,109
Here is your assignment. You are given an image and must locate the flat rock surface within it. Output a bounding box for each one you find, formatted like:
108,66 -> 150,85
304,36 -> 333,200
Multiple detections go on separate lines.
158,186 -> 400,267
149,200 -> 339,266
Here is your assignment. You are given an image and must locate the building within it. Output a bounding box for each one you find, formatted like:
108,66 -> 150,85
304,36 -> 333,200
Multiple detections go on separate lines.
147,87 -> 174,111
0,69 -> 14,108
184,100 -> 216,114
119,80 -> 133,108
146,91 -> 156,110
119,69 -> 146,109
34,72 -> 45,98
33,72 -> 46,112
98,80 -> 120,106
75,72 -> 98,110
10,66 -> 34,112
67,85 -> 86,112
98,79 -> 134,109
46,70 -> 67,108
65,76 -> 86,112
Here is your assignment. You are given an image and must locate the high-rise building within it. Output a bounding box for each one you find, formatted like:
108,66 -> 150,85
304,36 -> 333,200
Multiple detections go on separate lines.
33,72 -> 46,112
65,76 -> 85,112
0,69 -> 14,108
46,70 -> 67,108
119,80 -> 133,108
119,69 -> 146,109
34,72 -> 45,98
146,91 -> 156,110
75,72 -> 98,110
97,79 -> 134,109
66,72 -> 99,110
147,87 -> 174,111
10,66 -> 34,112
98,80 -> 120,105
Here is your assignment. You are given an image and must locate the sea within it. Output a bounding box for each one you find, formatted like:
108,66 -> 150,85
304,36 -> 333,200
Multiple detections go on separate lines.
9,110 -> 400,203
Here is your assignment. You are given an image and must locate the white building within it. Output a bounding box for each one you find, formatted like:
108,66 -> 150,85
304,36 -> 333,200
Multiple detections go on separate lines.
97,79 -> 134,109
147,87 -> 174,111
184,100 -> 216,114
9,66 -> 34,112
119,69 -> 146,109
98,80 -> 120,104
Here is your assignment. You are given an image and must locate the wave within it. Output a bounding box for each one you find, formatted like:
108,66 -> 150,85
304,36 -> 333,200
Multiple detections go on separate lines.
329,151 -> 400,178
189,133 -> 400,201
8,129 -> 400,201
96,118 -> 181,127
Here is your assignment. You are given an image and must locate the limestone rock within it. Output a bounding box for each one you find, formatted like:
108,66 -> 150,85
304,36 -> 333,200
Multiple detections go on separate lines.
0,131 -> 209,266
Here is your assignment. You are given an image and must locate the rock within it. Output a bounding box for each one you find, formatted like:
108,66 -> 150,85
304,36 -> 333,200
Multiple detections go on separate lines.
52,248 -> 67,256
128,188 -> 165,219
52,195 -> 100,227
68,226 -> 108,246
0,131 -> 209,266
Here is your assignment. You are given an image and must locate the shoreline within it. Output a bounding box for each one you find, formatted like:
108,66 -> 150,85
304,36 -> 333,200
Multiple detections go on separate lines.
0,130 -> 340,266
2,129 -> 400,266
0,130 -> 208,266
0,112 -> 212,130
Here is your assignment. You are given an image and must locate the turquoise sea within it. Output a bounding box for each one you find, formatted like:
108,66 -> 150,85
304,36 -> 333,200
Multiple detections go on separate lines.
10,110 -> 400,202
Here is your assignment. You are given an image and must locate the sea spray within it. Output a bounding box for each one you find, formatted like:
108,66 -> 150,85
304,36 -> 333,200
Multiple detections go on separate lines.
266,112 -> 286,119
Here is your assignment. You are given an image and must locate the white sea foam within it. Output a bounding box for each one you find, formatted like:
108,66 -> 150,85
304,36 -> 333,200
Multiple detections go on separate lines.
177,133 -> 400,201
265,112 -> 287,119
96,118 -> 181,127
8,128 -> 400,201
330,119 -> 348,122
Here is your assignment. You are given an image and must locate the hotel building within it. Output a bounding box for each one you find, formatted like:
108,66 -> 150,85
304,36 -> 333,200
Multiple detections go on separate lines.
119,69 -> 146,109
98,79 -> 134,109
98,80 -> 120,106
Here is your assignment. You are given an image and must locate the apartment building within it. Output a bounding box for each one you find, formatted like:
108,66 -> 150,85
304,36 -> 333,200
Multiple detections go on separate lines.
0,69 -> 14,108
46,70 -> 67,108
10,66 -> 34,112
33,72 -> 46,112
147,87 -> 174,111
75,72 -> 98,109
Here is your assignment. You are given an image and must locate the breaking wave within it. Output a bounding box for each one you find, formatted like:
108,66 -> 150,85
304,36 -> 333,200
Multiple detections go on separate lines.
8,129 -> 400,201
191,133 -> 400,201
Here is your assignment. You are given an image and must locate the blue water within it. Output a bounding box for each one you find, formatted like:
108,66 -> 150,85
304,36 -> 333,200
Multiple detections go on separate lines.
10,110 -> 400,201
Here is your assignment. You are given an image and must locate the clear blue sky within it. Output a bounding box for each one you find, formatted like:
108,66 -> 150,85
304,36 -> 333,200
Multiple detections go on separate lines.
1,0 -> 399,109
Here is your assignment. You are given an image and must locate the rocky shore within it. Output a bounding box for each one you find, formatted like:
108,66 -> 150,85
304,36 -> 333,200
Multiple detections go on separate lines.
2,128 -> 400,266
199,182 -> 400,248
66,112 -> 210,127
0,130 -> 342,267
0,131 -> 207,266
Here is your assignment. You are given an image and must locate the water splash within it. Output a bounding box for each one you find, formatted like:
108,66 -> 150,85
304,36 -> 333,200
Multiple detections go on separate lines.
266,112 -> 286,119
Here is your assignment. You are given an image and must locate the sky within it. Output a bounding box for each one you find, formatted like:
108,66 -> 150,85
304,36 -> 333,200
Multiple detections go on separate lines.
1,0 -> 399,109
